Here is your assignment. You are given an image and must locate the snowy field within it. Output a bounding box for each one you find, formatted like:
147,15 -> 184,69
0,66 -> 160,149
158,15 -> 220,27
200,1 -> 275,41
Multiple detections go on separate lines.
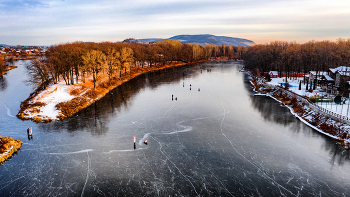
267,77 -> 350,117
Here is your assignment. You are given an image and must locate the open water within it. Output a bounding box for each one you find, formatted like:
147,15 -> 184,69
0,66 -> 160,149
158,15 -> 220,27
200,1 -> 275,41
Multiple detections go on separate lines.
0,60 -> 350,196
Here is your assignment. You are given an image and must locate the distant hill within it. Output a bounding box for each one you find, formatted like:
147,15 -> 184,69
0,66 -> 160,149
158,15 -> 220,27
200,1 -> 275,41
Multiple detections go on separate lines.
0,44 -> 11,47
139,34 -> 255,47
136,38 -> 163,43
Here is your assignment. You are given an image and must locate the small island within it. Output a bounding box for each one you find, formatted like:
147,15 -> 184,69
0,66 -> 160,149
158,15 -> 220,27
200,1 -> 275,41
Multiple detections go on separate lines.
16,40 -> 237,122
0,136 -> 22,165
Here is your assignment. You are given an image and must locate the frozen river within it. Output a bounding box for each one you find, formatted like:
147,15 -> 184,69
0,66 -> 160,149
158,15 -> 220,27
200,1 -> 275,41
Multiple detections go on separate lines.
1,60 -> 350,196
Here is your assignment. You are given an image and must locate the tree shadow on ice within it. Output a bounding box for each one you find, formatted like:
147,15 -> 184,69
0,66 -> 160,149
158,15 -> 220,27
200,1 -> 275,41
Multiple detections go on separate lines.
249,96 -> 296,127
0,75 -> 7,91
322,138 -> 350,166
37,64 -> 197,134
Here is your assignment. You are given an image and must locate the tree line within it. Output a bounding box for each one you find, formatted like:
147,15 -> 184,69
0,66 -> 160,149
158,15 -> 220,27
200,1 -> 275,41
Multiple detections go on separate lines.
0,55 -> 5,75
242,39 -> 350,78
27,40 -> 239,90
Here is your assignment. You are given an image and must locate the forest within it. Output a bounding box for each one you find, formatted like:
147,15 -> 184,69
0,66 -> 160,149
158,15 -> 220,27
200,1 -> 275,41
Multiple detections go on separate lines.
26,40 -> 238,90
242,39 -> 350,77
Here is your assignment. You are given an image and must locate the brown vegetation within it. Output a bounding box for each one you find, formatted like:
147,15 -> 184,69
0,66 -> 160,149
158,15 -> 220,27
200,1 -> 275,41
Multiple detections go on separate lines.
0,136 -> 22,165
0,54 -> 18,76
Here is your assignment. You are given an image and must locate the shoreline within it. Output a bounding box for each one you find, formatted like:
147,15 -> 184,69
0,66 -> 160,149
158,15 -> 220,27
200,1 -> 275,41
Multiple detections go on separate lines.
0,136 -> 22,165
0,65 -> 18,76
17,60 -> 207,122
249,73 -> 350,149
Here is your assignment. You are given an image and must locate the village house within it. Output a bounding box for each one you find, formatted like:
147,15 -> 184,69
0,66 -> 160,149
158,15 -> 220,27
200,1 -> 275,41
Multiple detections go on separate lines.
329,66 -> 350,86
268,71 -> 278,78
308,71 -> 329,83
304,70 -> 336,94
327,66 -> 350,95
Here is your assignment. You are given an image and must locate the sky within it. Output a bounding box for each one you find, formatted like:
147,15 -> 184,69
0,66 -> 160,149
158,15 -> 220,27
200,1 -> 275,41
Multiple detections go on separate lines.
0,0 -> 350,46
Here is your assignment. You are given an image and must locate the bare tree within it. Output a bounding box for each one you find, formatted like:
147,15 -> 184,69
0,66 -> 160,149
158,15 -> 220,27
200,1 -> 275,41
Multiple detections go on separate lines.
26,58 -> 52,90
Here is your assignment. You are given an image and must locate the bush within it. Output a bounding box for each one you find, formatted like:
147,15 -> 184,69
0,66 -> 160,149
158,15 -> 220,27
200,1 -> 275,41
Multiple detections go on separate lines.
56,97 -> 88,118
70,88 -> 81,96
84,90 -> 98,99
309,97 -> 316,103
0,136 -> 22,164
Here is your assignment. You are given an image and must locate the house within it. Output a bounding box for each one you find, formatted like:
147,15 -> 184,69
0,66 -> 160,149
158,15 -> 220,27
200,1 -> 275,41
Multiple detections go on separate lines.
308,71 -> 329,83
304,71 -> 337,93
269,71 -> 278,78
329,66 -> 350,86
320,74 -> 336,94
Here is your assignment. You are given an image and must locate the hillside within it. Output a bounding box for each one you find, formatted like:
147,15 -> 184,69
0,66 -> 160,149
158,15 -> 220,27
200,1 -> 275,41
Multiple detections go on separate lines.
139,34 -> 255,47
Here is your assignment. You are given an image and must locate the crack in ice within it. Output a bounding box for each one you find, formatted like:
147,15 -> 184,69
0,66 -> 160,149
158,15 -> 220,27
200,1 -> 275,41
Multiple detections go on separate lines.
81,151 -> 91,197
218,92 -> 298,197
48,149 -> 94,155
150,135 -> 200,196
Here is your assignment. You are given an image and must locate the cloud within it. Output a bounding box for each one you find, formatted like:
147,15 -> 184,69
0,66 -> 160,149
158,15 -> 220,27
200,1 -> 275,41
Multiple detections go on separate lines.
0,0 -> 49,10
0,0 -> 349,45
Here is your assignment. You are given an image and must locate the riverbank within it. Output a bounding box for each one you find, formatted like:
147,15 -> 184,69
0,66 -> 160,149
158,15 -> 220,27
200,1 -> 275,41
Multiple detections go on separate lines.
249,73 -> 350,149
17,60 -> 206,122
0,65 -> 17,76
0,136 -> 22,165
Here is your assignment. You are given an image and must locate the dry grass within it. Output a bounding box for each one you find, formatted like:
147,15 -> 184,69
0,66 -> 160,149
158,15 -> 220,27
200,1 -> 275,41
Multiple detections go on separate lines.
0,136 -> 22,165
291,97 -> 305,114
56,97 -> 89,119
69,86 -> 83,96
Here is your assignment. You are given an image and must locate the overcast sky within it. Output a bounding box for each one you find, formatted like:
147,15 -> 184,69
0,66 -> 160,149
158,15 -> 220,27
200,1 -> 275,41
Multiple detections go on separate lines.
1,0 -> 349,46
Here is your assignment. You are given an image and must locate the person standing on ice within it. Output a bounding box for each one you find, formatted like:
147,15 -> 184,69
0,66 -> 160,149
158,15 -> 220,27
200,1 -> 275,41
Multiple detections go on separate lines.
134,135 -> 136,149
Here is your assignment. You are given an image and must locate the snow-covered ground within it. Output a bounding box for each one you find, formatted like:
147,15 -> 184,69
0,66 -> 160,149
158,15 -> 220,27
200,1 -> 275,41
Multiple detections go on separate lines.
25,82 -> 75,120
316,100 -> 350,117
267,77 -> 350,117
267,77 -> 314,97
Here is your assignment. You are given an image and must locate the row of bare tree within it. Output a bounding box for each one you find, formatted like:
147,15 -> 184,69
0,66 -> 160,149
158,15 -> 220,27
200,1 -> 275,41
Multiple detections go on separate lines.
26,41 -> 239,90
242,39 -> 350,77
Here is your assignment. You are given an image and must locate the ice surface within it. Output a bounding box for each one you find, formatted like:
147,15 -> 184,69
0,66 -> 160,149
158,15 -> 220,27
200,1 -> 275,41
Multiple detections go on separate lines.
1,61 -> 350,196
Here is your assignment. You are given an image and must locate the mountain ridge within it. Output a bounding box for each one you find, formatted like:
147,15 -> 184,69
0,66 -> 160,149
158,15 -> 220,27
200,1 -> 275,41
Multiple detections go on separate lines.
138,34 -> 255,47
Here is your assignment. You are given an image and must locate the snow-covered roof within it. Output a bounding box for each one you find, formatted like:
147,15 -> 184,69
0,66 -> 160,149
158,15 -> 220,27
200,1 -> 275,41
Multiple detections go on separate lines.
330,66 -> 350,75
309,71 -> 328,76
269,71 -> 278,75
324,75 -> 334,81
